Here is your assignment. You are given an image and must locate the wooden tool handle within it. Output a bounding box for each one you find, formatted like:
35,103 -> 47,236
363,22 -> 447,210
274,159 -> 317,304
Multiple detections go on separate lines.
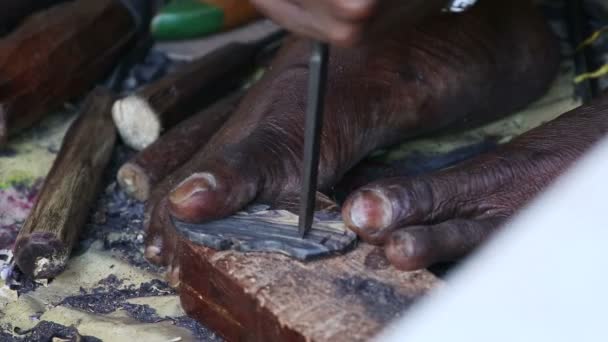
113,39 -> 264,150
141,41 -> 255,124
117,91 -> 243,201
0,0 -> 136,143
14,88 -> 117,279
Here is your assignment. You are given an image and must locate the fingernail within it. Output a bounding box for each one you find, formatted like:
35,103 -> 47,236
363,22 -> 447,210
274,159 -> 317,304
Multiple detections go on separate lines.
169,172 -> 217,206
144,245 -> 162,261
345,189 -> 393,231
385,230 -> 431,271
166,265 -> 181,288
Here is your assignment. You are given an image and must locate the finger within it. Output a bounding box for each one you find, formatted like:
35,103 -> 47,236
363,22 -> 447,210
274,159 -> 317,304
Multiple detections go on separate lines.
324,0 -> 377,21
341,153 -> 514,244
253,0 -> 366,46
144,197 -> 179,267
385,217 -> 503,271
342,177 -> 440,244
143,196 -> 182,287
167,143 -> 261,223
305,0 -> 369,46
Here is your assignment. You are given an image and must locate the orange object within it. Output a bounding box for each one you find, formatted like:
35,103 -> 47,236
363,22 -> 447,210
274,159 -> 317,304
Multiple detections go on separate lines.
203,0 -> 259,29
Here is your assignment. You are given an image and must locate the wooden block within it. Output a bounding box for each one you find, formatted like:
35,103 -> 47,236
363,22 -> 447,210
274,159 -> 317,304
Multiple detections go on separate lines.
177,237 -> 439,341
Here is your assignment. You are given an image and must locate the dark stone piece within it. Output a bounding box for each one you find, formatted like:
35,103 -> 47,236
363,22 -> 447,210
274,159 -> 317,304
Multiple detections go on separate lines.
173,207 -> 357,261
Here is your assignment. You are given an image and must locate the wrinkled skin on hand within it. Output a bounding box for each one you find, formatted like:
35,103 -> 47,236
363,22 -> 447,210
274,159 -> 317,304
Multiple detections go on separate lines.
144,0 -> 562,271
343,98 -> 608,270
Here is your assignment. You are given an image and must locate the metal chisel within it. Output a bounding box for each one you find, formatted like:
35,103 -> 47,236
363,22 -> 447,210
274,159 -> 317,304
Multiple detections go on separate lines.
298,41 -> 329,238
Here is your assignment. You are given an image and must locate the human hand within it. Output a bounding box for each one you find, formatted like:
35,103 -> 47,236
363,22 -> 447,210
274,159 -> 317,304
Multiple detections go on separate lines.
250,0 -> 449,46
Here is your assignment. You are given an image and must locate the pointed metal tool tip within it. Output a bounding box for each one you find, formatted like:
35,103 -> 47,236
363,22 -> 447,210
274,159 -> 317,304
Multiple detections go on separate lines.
298,41 -> 329,238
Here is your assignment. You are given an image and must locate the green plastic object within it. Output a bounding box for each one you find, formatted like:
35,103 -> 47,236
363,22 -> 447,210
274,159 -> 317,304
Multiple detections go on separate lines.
151,0 -> 224,40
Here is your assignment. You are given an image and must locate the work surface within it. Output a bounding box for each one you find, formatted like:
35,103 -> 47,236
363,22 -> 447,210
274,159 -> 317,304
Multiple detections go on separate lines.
0,3 -> 590,340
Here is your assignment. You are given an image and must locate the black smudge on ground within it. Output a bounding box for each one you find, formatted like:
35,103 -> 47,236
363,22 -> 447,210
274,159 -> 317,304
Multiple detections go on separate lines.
7,321 -> 102,342
174,316 -> 223,342
6,146 -> 220,340
78,145 -> 155,272
57,275 -> 221,341
2,51 -> 219,341
0,146 -> 17,157
60,278 -> 173,314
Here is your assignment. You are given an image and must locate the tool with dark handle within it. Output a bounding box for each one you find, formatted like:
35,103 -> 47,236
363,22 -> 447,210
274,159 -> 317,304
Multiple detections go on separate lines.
0,0 -> 137,144
298,42 -> 329,238
12,2 -> 153,279
13,88 -> 117,279
112,30 -> 285,150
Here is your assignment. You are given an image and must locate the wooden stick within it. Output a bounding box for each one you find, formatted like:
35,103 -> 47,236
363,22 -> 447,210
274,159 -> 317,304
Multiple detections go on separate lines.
117,92 -> 242,201
0,0 -> 136,144
13,88 -> 117,279
0,0 -> 66,33
112,32 -> 282,151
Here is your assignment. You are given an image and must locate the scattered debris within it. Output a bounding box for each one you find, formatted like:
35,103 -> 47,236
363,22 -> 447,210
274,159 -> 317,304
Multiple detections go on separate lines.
12,321 -> 102,342
1,145 -> 219,340
60,279 -> 173,315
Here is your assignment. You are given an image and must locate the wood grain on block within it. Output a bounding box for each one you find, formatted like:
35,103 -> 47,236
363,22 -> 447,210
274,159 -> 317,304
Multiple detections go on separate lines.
112,31 -> 281,150
160,198 -> 438,341
117,92 -> 242,201
178,239 -> 439,341
0,0 -> 135,144
13,88 -> 117,279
